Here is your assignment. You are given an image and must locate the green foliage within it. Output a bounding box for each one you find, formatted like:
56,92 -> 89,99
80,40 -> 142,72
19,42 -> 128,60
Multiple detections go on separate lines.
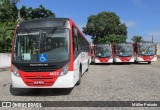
0,22 -> 15,52
0,0 -> 18,23
20,5 -> 55,20
132,36 -> 143,43
0,0 -> 18,52
0,1 -> 55,53
97,34 -> 127,44
83,11 -> 127,44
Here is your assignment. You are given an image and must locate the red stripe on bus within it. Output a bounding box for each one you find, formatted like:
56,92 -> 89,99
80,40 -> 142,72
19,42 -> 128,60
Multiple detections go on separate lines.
98,58 -> 110,63
18,69 -> 62,87
141,56 -> 154,61
69,19 -> 74,71
119,57 -> 132,62
11,23 -> 20,72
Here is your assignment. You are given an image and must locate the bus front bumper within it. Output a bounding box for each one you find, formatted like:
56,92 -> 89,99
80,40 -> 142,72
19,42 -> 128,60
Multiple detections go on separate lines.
11,71 -> 75,88
94,58 -> 113,63
114,57 -> 134,62
136,57 -> 157,62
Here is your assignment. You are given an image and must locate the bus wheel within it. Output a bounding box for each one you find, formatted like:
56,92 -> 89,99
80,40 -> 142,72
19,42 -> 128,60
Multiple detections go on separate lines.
148,61 -> 151,64
134,60 -> 137,64
76,67 -> 82,85
10,85 -> 24,96
86,61 -> 89,72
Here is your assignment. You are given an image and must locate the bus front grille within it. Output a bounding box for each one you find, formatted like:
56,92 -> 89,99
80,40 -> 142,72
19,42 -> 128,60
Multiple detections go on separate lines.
19,66 -> 58,72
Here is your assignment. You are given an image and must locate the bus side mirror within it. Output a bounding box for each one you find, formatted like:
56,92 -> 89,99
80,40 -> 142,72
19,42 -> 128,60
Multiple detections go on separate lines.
3,28 -> 15,41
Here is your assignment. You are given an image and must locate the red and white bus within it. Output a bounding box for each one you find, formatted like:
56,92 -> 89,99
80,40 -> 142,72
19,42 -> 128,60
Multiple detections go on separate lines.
134,41 -> 157,64
4,18 -> 91,89
113,42 -> 134,63
92,44 -> 113,63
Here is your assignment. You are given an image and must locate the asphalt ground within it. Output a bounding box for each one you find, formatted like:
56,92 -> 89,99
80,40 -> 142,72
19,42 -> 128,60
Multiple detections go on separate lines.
0,60 -> 160,110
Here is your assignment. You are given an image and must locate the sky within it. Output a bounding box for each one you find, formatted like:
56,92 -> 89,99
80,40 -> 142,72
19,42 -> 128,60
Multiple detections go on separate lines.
17,0 -> 160,43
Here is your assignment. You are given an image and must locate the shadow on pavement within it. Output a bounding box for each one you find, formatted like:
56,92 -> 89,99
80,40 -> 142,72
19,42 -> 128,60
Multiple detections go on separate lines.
91,62 -> 153,65
10,85 -> 73,96
91,62 -> 112,65
112,62 -> 132,65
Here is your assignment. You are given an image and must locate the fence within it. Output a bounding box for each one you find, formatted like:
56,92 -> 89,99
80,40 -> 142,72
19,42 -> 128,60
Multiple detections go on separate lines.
0,53 -> 11,68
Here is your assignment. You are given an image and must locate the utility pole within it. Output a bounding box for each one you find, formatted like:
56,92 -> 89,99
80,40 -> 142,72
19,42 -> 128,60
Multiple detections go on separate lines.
152,35 -> 154,43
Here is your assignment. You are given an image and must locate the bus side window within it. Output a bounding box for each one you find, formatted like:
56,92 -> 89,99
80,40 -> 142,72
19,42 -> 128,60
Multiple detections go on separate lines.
78,33 -> 82,51
73,27 -> 79,57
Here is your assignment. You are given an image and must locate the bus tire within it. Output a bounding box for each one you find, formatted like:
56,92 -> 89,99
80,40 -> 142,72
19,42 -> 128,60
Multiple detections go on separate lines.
76,67 -> 82,85
134,60 -> 137,64
10,85 -> 23,96
148,61 -> 151,64
86,60 -> 90,72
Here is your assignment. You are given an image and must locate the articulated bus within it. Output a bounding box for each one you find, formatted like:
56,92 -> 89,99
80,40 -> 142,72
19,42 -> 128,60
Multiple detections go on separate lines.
113,42 -> 134,63
92,44 -> 113,63
4,18 -> 91,89
134,41 -> 157,64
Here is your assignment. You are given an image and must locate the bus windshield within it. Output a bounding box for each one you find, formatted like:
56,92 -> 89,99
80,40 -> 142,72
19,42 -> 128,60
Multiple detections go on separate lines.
13,28 -> 70,63
116,43 -> 133,57
96,45 -> 112,58
139,43 -> 156,56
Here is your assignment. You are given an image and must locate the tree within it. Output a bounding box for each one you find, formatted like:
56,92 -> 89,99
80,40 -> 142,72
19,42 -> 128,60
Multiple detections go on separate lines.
83,11 -> 127,44
20,5 -> 55,20
132,36 -> 143,43
0,0 -> 19,23
0,0 -> 19,52
97,34 -> 126,44
0,1 -> 55,52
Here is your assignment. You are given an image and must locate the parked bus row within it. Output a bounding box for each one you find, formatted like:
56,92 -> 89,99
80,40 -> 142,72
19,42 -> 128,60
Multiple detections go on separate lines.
3,17 -> 158,91
91,42 -> 157,64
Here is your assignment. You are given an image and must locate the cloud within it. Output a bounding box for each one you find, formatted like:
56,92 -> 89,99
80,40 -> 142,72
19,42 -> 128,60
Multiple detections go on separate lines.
131,0 -> 146,8
131,0 -> 142,5
148,30 -> 160,36
148,31 -> 160,40
122,20 -> 137,28
148,30 -> 160,42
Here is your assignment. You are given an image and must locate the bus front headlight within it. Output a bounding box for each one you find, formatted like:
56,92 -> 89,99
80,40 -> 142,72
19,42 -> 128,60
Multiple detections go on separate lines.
12,65 -> 20,77
60,64 -> 69,76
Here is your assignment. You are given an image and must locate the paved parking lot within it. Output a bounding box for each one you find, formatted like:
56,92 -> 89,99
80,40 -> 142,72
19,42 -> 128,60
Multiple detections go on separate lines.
0,61 -> 160,109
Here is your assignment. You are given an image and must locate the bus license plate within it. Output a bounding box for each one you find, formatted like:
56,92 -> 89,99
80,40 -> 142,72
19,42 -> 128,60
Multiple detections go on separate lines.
34,81 -> 44,85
